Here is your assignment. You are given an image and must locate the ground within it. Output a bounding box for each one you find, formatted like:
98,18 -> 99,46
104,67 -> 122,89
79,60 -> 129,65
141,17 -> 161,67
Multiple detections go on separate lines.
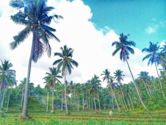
0,110 -> 166,125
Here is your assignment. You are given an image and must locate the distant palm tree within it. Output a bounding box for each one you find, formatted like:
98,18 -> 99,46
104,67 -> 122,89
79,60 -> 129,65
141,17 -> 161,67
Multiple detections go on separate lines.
10,0 -> 61,118
43,67 -> 62,113
19,78 -> 26,108
0,60 -> 16,110
90,75 -> 101,111
114,69 -> 128,111
112,33 -> 147,110
138,71 -> 151,97
101,69 -> 120,111
53,45 -> 78,114
142,42 -> 165,99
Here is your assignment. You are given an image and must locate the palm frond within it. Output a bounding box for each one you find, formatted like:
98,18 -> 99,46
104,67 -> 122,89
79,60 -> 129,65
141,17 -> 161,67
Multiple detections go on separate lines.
54,52 -> 63,57
71,60 -> 78,67
142,54 -> 151,61
112,47 -> 121,56
10,0 -> 24,9
10,26 -> 31,49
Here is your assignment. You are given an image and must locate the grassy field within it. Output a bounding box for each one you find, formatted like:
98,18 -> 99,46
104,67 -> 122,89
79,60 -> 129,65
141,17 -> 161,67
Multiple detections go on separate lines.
1,111 -> 166,125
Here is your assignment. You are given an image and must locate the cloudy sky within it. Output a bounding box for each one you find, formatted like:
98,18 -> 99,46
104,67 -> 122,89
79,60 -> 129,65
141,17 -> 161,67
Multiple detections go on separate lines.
0,0 -> 165,87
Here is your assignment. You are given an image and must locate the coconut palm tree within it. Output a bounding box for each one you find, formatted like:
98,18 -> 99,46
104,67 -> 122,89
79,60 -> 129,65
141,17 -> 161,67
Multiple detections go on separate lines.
0,60 -> 16,111
114,69 -> 128,111
138,71 -> 151,97
142,42 -> 165,99
10,0 -> 61,118
90,75 -> 101,111
19,78 -> 26,108
101,69 -> 120,112
112,33 -> 147,110
53,45 -> 78,114
43,67 -> 62,113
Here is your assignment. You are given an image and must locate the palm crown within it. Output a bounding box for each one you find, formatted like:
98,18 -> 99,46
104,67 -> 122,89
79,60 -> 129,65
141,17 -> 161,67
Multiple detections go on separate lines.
43,67 -> 62,89
53,45 -> 78,75
114,69 -> 124,84
142,42 -> 160,65
0,60 -> 16,89
10,0 -> 61,62
112,33 -> 135,61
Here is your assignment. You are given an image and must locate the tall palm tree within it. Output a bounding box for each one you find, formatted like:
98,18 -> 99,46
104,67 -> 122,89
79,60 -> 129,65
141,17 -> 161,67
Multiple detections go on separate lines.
10,0 -> 61,118
0,60 -> 16,110
101,69 -> 120,112
43,67 -> 62,113
112,33 -> 147,110
142,42 -> 165,99
114,69 -> 128,111
53,45 -> 78,114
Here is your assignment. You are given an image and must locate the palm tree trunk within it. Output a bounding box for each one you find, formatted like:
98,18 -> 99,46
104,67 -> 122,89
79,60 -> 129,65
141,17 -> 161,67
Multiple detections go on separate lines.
21,89 -> 24,109
21,32 -> 35,118
109,82 -> 120,112
63,71 -> 68,114
98,96 -> 101,111
128,93 -> 134,110
61,95 -> 63,111
88,97 -> 91,110
120,87 -> 128,111
82,96 -> 85,111
142,80 -> 151,97
46,92 -> 49,112
126,60 -> 147,110
6,92 -> 10,112
93,97 -> 96,111
0,89 -> 6,110
51,90 -> 54,113
155,63 -> 165,99
77,97 -> 80,112
112,90 -> 120,112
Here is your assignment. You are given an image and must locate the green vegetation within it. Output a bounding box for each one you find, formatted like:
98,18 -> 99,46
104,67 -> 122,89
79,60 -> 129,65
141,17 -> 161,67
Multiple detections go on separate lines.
1,111 -> 166,125
0,0 -> 166,124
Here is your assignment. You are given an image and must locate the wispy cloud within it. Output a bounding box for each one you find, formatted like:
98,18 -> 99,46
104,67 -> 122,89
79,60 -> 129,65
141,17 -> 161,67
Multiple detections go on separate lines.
145,19 -> 166,34
145,26 -> 157,34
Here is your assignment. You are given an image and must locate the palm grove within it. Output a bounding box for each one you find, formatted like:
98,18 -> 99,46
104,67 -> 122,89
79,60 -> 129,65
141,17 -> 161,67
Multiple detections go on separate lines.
0,0 -> 166,118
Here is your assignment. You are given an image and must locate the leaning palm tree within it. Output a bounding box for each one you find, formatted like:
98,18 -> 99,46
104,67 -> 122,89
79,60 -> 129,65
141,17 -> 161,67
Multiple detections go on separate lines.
142,42 -> 165,99
53,45 -> 78,114
0,60 -> 16,111
10,0 -> 61,118
114,69 -> 128,111
112,33 -> 147,110
101,69 -> 120,112
43,67 -> 62,113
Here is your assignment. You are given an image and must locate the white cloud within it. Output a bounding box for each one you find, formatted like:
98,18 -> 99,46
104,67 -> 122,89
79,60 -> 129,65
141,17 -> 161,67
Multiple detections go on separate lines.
0,0 -> 159,87
145,26 -> 157,34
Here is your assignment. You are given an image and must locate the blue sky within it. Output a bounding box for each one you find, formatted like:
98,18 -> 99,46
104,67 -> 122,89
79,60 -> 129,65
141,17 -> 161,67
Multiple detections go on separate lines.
84,0 -> 166,49
0,0 -> 164,86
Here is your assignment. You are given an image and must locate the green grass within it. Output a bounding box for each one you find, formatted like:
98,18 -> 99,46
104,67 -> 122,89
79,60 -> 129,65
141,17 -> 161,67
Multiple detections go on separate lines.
0,111 -> 166,125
